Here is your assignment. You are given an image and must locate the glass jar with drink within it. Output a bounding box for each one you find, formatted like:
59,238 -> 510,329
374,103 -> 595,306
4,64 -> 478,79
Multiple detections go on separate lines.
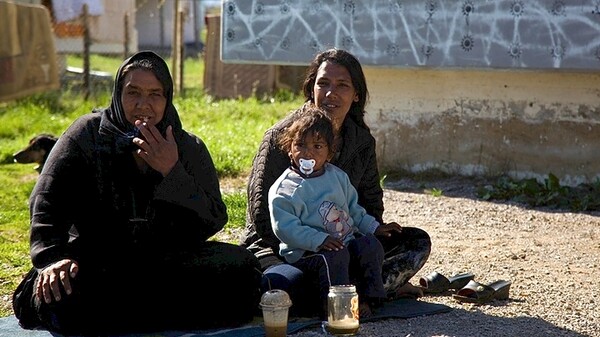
326,285 -> 359,336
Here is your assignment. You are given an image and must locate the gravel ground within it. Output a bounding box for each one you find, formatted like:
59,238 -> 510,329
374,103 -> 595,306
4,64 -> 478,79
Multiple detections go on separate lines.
286,176 -> 600,337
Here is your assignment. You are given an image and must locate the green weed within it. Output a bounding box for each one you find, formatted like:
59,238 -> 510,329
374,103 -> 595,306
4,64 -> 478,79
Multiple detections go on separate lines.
428,188 -> 444,197
477,173 -> 600,211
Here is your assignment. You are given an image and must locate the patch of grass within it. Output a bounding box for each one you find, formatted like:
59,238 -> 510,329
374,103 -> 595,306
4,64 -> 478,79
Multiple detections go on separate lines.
66,54 -> 121,75
176,93 -> 297,177
379,174 -> 387,188
427,188 -> 444,197
66,54 -> 205,91
222,192 -> 247,229
477,173 -> 600,211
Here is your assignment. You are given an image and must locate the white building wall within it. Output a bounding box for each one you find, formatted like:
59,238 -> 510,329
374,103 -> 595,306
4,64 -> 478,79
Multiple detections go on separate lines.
136,0 -> 196,47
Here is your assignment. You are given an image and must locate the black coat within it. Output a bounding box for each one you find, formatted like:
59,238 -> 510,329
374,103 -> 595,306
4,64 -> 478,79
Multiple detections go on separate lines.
30,112 -> 228,270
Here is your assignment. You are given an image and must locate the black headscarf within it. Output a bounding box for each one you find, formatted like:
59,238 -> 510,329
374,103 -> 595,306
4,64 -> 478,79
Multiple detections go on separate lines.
98,51 -> 183,154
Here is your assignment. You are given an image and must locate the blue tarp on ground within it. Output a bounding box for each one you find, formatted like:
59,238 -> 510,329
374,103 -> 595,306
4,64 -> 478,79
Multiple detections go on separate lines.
0,299 -> 451,337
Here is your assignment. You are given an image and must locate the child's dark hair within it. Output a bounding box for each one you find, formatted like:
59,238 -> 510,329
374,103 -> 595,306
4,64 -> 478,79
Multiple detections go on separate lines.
278,105 -> 335,158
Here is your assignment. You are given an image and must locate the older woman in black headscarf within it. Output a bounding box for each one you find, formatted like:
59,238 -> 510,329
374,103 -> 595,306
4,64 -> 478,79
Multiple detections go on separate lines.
12,51 -> 261,335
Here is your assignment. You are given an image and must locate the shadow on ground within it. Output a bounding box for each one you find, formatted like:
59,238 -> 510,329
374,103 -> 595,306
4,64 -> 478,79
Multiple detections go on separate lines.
292,304 -> 588,337
383,174 -> 600,217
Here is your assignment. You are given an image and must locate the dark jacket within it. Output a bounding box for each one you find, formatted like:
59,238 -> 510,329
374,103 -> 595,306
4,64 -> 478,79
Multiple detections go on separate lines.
241,105 -> 384,263
29,53 -> 227,271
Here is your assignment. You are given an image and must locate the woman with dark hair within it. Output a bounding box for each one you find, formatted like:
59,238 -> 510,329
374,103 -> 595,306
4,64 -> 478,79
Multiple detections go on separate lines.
241,48 -> 431,317
12,51 -> 261,335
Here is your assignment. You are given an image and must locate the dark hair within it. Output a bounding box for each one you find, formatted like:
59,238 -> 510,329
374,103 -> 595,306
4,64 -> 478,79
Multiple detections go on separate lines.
302,48 -> 369,129
278,105 -> 335,158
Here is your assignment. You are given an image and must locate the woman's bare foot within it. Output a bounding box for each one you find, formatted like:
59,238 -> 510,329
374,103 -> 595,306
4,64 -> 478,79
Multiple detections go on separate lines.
395,283 -> 424,299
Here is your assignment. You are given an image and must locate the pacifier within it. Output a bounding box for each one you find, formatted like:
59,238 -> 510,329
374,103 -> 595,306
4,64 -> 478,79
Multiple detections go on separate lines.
299,158 -> 316,175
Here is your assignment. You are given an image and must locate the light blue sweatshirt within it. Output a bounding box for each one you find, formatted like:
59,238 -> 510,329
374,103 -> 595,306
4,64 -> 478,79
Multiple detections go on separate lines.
268,163 -> 379,263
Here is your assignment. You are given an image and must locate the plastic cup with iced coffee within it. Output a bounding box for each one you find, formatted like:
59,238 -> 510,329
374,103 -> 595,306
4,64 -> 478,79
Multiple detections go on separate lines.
260,289 -> 292,337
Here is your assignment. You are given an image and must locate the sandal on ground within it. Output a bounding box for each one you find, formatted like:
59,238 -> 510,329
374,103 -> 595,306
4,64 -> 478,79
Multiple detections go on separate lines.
452,279 -> 511,304
418,271 -> 475,293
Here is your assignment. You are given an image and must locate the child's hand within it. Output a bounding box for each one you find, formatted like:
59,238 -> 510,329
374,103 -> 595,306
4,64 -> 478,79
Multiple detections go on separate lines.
318,236 -> 344,251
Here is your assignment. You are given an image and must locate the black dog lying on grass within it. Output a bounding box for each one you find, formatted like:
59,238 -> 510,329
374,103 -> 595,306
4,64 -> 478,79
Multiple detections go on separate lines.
13,134 -> 58,173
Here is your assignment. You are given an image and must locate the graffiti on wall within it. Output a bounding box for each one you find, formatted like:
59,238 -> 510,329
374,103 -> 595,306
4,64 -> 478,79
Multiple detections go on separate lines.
221,0 -> 600,70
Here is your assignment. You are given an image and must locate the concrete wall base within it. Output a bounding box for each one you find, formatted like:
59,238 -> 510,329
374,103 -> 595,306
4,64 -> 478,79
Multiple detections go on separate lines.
365,67 -> 600,186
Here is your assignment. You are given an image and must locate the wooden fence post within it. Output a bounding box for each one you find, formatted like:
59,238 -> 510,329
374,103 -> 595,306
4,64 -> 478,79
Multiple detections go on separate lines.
172,0 -> 181,96
82,3 -> 90,99
124,13 -> 130,59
